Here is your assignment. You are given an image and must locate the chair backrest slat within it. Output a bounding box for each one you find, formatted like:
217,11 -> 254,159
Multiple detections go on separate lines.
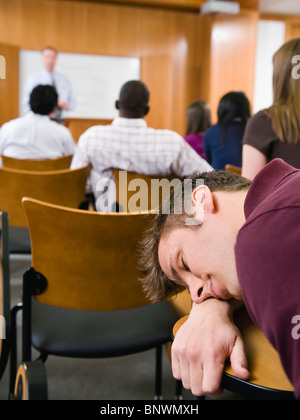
225,164 -> 242,175
2,155 -> 73,171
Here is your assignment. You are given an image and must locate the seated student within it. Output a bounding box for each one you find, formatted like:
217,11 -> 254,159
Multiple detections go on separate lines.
139,158 -> 300,400
204,91 -> 250,170
71,80 -> 213,211
242,37 -> 300,180
184,100 -> 211,159
0,84 -> 76,163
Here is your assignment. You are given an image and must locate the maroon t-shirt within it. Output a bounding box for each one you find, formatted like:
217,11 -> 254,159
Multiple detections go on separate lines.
235,159 -> 300,399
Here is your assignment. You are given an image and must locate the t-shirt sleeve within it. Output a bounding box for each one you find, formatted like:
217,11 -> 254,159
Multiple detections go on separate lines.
242,111 -> 278,156
235,207 -> 300,397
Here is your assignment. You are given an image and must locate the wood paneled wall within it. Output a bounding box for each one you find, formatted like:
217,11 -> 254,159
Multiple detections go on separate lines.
0,0 -> 207,134
208,9 -> 258,121
285,18 -> 300,40
63,0 -> 259,12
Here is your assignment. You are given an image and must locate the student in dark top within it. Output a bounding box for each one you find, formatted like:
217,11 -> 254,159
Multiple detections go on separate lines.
204,91 -> 251,170
242,37 -> 300,180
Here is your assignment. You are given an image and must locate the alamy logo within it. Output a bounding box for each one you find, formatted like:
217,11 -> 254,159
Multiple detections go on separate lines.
0,55 -> 6,80
291,55 -> 300,80
95,171 -> 204,225
0,315 -> 5,339
291,315 -> 300,340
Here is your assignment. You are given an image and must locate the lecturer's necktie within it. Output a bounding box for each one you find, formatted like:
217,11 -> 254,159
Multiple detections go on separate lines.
51,75 -> 62,121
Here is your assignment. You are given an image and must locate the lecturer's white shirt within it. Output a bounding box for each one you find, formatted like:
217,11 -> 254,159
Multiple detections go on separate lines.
0,112 -> 76,163
22,69 -> 76,120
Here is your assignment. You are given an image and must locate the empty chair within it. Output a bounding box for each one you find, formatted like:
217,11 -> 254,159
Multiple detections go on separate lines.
13,198 -> 179,399
0,165 -> 90,253
1,155 -> 73,171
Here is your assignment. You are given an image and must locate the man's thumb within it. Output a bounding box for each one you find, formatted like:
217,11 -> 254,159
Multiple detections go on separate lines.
230,335 -> 250,380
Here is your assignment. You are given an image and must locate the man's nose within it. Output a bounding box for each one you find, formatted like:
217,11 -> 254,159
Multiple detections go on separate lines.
189,280 -> 211,304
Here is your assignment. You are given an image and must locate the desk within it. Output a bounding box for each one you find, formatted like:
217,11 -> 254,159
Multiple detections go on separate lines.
173,308 -> 294,399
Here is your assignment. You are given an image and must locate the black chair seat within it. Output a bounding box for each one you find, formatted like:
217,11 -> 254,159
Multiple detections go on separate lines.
32,299 -> 178,358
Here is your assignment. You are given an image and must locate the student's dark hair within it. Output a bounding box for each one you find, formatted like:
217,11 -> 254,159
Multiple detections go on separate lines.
217,91 -> 251,145
118,80 -> 150,117
29,85 -> 58,115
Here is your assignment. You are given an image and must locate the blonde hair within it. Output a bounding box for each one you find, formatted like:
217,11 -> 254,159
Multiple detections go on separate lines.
265,37 -> 300,144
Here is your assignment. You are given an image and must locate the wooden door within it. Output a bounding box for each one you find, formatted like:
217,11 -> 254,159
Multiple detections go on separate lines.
0,43 -> 19,127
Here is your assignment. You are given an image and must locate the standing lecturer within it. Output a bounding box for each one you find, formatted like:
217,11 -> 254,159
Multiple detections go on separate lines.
22,46 -> 76,122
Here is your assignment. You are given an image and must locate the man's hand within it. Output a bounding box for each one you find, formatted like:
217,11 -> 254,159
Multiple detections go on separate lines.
171,298 -> 250,397
58,99 -> 70,110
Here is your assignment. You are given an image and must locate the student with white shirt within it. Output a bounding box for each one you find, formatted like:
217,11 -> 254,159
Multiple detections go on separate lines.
70,80 -> 213,211
22,46 -> 76,122
0,85 -> 76,163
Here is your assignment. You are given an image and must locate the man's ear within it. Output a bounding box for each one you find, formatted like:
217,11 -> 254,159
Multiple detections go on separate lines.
191,185 -> 214,222
115,100 -> 120,110
143,105 -> 150,117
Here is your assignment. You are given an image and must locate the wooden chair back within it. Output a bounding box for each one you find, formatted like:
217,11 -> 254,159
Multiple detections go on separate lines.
0,165 -> 90,227
2,155 -> 73,171
22,197 -> 154,311
225,164 -> 242,175
113,169 -> 181,212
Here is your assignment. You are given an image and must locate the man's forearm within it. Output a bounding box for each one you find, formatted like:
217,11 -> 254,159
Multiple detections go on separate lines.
172,297 -> 249,396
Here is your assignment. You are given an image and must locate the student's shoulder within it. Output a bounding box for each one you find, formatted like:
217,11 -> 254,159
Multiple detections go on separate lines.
244,110 -> 274,141
77,124 -> 109,143
153,127 -> 184,141
247,110 -> 272,127
0,116 -> 22,131
83,124 -> 109,135
44,117 -> 71,136
203,124 -> 218,139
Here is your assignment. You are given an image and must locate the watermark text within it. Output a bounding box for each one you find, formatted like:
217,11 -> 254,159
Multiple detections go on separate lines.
95,171 -> 204,225
291,315 -> 300,340
0,55 -> 6,80
291,55 -> 300,80
0,315 -> 5,339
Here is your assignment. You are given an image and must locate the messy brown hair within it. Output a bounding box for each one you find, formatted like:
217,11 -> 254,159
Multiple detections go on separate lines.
138,170 -> 251,302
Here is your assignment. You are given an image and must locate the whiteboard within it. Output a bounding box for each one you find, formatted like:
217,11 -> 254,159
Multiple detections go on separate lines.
19,50 -> 140,119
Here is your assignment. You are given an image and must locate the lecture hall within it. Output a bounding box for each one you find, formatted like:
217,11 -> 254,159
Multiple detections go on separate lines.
0,0 -> 300,403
